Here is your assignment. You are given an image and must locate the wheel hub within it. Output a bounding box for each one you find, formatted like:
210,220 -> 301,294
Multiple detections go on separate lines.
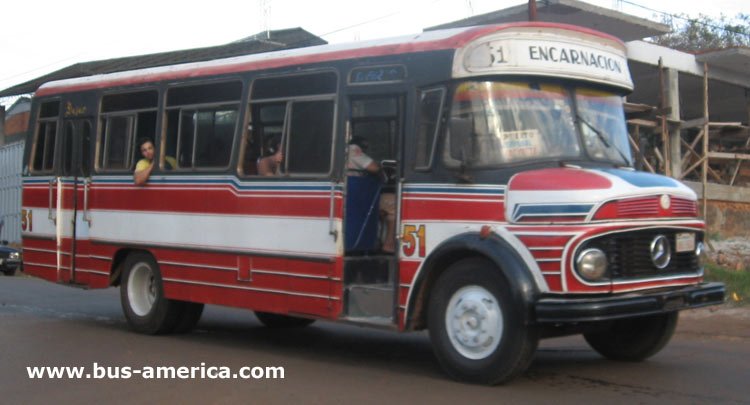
128,263 -> 157,317
446,286 -> 503,360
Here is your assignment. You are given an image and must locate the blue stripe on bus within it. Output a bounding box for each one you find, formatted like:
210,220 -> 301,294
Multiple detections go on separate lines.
512,203 -> 594,221
598,168 -> 679,188
404,186 -> 505,195
90,176 -> 342,192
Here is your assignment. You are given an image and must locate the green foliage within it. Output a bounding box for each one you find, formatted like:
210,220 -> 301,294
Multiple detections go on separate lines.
650,13 -> 750,52
705,262 -> 750,305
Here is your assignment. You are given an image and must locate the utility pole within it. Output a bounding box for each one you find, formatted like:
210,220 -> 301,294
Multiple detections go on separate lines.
528,0 -> 537,21
260,0 -> 271,39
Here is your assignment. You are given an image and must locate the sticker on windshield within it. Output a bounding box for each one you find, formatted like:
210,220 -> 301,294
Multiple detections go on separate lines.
499,129 -> 542,160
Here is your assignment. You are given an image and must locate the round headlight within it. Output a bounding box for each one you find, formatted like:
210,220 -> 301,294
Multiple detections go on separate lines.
576,248 -> 608,281
9,252 -> 19,260
695,241 -> 705,267
695,241 -> 704,257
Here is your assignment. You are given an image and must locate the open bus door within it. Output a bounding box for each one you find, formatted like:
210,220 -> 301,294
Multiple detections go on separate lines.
56,118 -> 92,284
342,93 -> 404,324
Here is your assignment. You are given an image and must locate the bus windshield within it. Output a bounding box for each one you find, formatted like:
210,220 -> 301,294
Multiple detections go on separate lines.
444,81 -> 631,168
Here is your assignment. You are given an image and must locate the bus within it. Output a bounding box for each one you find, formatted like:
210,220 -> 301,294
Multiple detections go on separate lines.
21,22 -> 725,384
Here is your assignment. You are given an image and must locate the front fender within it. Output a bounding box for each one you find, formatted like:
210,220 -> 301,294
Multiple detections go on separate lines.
405,230 -> 546,330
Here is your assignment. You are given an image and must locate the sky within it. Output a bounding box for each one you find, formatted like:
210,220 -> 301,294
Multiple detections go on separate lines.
0,0 -> 747,106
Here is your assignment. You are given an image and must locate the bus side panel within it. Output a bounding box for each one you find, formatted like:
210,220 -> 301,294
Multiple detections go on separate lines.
397,183 -> 507,328
21,179 -> 59,283
147,247 -> 339,319
84,175 -> 344,318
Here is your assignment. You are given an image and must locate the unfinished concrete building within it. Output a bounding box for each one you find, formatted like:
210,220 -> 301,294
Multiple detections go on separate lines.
430,0 -> 750,238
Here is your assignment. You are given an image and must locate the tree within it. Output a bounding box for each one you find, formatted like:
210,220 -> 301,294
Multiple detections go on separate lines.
649,13 -> 750,52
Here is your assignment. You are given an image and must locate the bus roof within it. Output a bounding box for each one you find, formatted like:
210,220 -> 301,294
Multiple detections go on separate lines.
36,22 -> 626,97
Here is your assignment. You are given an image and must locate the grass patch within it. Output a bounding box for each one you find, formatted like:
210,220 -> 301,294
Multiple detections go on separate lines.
705,263 -> 750,305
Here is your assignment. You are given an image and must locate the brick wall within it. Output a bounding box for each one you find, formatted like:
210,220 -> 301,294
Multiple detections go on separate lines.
4,111 -> 29,136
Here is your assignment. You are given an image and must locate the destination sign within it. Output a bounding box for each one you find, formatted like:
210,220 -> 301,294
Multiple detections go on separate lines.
350,65 -> 406,84
455,30 -> 633,90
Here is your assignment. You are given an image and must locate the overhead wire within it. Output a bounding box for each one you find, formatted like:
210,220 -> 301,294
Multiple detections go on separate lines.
616,0 -> 750,39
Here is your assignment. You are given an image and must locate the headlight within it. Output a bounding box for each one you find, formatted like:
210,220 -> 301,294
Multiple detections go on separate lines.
9,252 -> 19,260
695,242 -> 705,267
576,248 -> 608,281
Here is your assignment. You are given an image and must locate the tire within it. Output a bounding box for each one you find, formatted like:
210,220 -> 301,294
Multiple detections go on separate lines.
427,258 -> 538,385
254,311 -> 316,328
120,252 -> 183,335
2,267 -> 15,276
173,302 -> 205,334
584,312 -> 678,361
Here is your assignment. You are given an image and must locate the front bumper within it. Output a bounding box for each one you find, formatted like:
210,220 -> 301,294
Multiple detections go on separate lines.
0,258 -> 20,271
535,282 -> 725,323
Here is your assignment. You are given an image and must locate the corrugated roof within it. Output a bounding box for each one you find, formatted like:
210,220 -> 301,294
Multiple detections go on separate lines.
0,28 -> 325,98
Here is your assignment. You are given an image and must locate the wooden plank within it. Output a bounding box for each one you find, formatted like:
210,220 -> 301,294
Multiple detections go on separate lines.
681,130 -> 703,166
730,161 -> 743,186
623,102 -> 655,113
682,117 -> 706,129
707,152 -> 750,160
627,131 -> 656,173
685,180 -> 750,203
627,118 -> 658,128
708,122 -> 743,127
702,62 -> 709,219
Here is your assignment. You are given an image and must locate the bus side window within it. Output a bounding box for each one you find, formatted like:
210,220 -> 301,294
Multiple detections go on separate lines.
286,100 -> 335,174
98,90 -> 158,172
165,81 -> 242,170
249,71 -> 338,177
246,102 -> 286,175
415,88 -> 446,170
31,101 -> 60,173
350,97 -> 400,163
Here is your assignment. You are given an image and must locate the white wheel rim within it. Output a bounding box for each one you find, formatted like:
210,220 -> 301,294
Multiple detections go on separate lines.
127,262 -> 157,317
445,285 -> 503,360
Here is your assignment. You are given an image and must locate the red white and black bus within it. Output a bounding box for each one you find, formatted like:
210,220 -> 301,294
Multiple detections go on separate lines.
21,22 -> 724,384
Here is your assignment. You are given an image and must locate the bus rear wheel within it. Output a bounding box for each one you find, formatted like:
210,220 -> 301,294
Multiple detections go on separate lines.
120,252 -> 183,335
583,312 -> 678,361
254,312 -> 315,328
173,302 -> 205,334
427,258 -> 538,385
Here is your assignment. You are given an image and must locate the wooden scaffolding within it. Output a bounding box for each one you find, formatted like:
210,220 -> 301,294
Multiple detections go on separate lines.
625,63 -> 750,218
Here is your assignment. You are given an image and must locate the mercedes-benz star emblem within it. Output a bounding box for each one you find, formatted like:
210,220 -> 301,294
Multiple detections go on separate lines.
650,235 -> 672,269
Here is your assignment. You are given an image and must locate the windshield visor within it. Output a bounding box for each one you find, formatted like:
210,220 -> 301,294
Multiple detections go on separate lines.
443,81 -> 631,168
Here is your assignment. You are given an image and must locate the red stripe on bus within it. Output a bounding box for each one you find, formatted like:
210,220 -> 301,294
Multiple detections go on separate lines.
510,168 -> 612,191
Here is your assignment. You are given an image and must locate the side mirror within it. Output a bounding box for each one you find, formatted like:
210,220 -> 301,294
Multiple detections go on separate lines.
1,240 -> 8,246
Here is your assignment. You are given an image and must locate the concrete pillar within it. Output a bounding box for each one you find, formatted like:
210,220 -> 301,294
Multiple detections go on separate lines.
664,68 -> 681,178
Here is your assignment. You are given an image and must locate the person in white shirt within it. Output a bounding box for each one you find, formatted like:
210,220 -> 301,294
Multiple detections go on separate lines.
347,137 -> 396,254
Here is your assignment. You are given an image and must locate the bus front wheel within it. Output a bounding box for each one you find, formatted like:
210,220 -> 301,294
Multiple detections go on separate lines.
120,252 -> 183,335
427,258 -> 538,385
584,312 -> 678,361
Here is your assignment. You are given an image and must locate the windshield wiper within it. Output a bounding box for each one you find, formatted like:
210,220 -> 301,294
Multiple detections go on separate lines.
575,113 -> 631,167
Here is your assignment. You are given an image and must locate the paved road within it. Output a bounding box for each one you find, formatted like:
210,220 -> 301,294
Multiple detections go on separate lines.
1,275 -> 748,404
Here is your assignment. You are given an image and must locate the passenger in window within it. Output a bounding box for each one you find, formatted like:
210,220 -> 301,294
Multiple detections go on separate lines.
134,137 -> 177,186
134,138 -> 156,186
257,137 -> 283,176
348,137 -> 396,254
